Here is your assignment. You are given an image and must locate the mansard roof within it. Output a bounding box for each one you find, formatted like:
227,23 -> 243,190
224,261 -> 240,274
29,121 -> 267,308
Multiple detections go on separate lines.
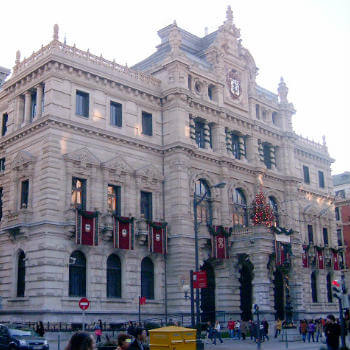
333,172 -> 350,186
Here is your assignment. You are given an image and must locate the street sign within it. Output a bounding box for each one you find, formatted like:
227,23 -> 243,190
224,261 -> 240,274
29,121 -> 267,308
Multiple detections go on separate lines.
79,297 -> 90,310
193,271 -> 207,289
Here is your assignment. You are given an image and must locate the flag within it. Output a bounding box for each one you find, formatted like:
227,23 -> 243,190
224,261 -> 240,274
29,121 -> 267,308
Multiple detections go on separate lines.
139,296 -> 146,305
113,217 -> 134,249
76,210 -> 99,246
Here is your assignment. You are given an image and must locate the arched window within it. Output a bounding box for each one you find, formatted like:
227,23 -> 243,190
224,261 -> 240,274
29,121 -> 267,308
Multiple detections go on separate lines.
107,254 -> 121,298
195,179 -> 212,224
311,271 -> 318,303
69,251 -> 86,297
326,273 -> 333,303
232,188 -> 248,227
141,257 -> 154,300
269,196 -> 279,227
17,250 -> 26,297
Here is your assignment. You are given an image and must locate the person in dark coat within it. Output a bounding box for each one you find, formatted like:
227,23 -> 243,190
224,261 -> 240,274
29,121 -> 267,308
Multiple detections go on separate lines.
129,328 -> 148,350
35,322 -> 45,337
127,321 -> 136,338
324,314 -> 341,350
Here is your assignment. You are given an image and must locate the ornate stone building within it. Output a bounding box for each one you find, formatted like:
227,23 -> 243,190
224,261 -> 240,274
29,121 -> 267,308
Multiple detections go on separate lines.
0,8 -> 341,323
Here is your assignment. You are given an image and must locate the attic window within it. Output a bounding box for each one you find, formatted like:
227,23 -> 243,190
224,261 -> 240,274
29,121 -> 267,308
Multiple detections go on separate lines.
208,85 -> 215,101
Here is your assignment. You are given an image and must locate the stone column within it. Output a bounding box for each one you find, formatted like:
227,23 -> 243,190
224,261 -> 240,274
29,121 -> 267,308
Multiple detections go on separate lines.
225,128 -> 232,155
270,145 -> 276,170
258,140 -> 264,163
24,91 -> 31,124
211,124 -> 226,154
245,135 -> 258,164
16,95 -> 25,127
204,121 -> 210,149
36,85 -> 43,118
189,115 -> 196,143
238,136 -> 246,160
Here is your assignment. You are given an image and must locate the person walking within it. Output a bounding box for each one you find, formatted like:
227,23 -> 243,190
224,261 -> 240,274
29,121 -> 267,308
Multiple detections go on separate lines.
94,322 -> 102,343
127,321 -> 136,338
316,318 -> 323,342
324,314 -> 341,350
241,320 -> 248,340
227,318 -> 235,339
35,322 -> 45,337
129,327 -> 148,350
262,320 -> 269,341
234,320 -> 241,340
307,319 -> 316,342
274,318 -> 282,338
205,321 -> 213,344
249,320 -> 254,341
300,320 -> 307,343
212,320 -> 223,345
65,332 -> 95,350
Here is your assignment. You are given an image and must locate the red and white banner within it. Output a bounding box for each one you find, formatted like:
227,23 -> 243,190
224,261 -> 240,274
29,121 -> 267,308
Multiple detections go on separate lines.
302,245 -> 308,268
148,222 -> 167,255
76,210 -> 99,246
317,249 -> 324,269
333,251 -> 339,270
113,217 -> 134,249
211,226 -> 229,259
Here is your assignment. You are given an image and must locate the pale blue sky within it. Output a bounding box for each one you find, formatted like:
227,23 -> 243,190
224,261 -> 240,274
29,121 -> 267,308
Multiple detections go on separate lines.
1,0 -> 349,174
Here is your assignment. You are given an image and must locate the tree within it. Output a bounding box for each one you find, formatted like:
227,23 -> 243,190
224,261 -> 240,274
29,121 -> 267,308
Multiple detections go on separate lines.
251,189 -> 275,227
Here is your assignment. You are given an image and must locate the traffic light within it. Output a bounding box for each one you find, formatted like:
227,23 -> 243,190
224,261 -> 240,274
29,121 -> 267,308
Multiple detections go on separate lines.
333,280 -> 342,299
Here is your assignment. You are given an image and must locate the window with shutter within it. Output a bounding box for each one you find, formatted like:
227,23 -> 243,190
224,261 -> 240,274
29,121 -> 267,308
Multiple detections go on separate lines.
142,111 -> 153,136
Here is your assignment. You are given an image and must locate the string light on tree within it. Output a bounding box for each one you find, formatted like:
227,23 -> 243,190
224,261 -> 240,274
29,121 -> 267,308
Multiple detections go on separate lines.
251,189 -> 275,227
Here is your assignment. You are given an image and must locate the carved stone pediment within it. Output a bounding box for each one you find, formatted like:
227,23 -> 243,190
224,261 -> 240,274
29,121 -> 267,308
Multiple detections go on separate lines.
63,148 -> 100,167
11,151 -> 36,171
135,164 -> 163,187
101,154 -> 133,175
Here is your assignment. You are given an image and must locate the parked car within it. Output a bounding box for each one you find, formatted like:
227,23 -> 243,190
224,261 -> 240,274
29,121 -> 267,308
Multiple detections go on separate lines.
0,324 -> 49,350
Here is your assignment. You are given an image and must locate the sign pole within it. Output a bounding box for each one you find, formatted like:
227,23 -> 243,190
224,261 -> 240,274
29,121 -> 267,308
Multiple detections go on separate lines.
190,270 -> 195,328
138,296 -> 141,323
83,310 -> 85,331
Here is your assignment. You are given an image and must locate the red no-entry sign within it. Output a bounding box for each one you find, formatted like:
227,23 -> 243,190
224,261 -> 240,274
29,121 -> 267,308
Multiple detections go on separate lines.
79,297 -> 90,310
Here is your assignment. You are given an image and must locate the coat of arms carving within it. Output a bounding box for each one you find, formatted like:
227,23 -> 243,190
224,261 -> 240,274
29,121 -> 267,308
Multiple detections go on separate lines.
226,69 -> 241,99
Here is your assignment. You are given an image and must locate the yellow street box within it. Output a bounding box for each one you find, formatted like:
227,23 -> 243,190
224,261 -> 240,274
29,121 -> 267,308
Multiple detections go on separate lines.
149,326 -> 197,350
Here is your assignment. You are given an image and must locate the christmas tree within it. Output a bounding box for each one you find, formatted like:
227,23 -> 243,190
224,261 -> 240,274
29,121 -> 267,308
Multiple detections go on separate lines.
251,189 -> 275,227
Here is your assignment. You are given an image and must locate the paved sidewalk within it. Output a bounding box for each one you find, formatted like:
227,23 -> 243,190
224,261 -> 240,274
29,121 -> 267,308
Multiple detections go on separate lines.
204,338 -> 326,350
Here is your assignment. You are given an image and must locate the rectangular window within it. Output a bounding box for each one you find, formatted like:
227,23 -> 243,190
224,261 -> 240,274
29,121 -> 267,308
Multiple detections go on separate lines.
337,229 -> 343,246
231,134 -> 240,159
307,225 -> 314,243
107,185 -> 121,215
318,171 -> 325,188
255,104 -> 260,119
76,90 -> 89,118
110,101 -> 122,127
335,207 -> 340,221
0,158 -> 5,172
208,124 -> 213,149
303,165 -> 310,184
140,191 -> 152,221
2,113 -> 8,136
20,180 -> 29,209
323,228 -> 329,246
195,120 -> 205,148
30,91 -> 37,121
263,143 -> 272,169
71,177 -> 86,210
142,111 -> 153,136
188,75 -> 192,90
0,187 -> 3,221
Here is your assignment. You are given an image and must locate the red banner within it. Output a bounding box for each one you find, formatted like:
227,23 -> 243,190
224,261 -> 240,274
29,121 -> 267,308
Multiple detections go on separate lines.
333,251 -> 339,270
302,249 -> 308,268
317,249 -> 324,269
193,271 -> 207,289
113,217 -> 134,249
148,222 -> 167,255
76,210 -> 98,246
211,226 -> 229,259
139,296 -> 146,305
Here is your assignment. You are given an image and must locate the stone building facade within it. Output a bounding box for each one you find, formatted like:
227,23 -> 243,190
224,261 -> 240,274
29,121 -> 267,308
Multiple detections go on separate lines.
0,8 -> 342,323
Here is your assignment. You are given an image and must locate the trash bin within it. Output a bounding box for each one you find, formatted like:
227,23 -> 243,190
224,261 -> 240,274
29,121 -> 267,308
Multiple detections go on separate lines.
149,326 -> 197,350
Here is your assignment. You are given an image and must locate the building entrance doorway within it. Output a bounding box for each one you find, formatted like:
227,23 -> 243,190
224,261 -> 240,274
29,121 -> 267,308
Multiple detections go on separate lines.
200,261 -> 215,323
274,268 -> 285,320
239,259 -> 253,321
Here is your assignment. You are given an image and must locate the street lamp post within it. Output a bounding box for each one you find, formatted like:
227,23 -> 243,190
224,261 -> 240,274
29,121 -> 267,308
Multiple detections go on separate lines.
193,182 -> 226,336
254,304 -> 261,350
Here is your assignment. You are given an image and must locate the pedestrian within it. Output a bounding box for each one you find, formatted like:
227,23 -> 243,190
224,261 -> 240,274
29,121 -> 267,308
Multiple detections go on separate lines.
259,322 -> 265,342
299,320 -> 307,342
129,327 -> 148,350
94,322 -> 102,343
274,318 -> 282,338
307,319 -> 316,342
212,320 -> 223,345
35,321 -> 45,337
324,314 -> 341,350
234,320 -> 241,340
227,318 -> 235,339
316,318 -> 323,342
262,319 -> 269,341
240,320 -> 247,340
65,332 -> 94,350
117,334 -> 131,350
127,321 -> 136,338
249,320 -> 255,341
205,321 -> 213,344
